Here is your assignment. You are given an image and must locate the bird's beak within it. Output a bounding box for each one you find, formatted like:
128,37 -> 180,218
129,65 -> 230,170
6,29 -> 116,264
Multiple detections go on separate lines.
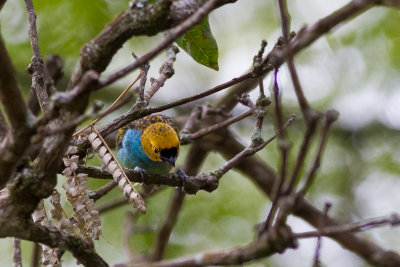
161,155 -> 177,167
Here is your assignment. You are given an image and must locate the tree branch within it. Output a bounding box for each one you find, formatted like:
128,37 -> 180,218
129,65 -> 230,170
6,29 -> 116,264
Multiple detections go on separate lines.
25,0 -> 50,112
125,225 -> 296,267
0,109 -> 8,140
0,219 -> 108,267
0,37 -> 34,188
215,128 -> 400,267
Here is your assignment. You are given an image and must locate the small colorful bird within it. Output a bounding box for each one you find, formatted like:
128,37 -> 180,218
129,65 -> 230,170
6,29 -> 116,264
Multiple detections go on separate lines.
116,114 -> 180,175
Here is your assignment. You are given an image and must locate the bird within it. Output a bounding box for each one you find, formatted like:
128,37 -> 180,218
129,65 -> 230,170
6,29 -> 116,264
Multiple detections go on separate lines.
116,114 -> 180,175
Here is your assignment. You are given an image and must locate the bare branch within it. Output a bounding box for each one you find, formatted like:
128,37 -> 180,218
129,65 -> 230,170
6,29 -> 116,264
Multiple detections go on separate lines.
284,112 -> 319,194
216,0 -> 376,114
0,37 -> 31,130
11,221 -> 107,267
215,128 -> 400,267
312,203 -> 331,267
97,197 -> 129,215
25,0 -> 50,112
294,213 -> 400,239
13,238 -> 22,267
97,72 -> 253,138
144,45 -> 179,104
277,0 -> 311,118
180,108 -> 254,145
127,226 -> 297,267
99,0 -> 220,89
0,37 -> 34,188
297,110 -> 339,197
88,181 -> 117,202
265,69 -> 290,229
136,62 -> 150,106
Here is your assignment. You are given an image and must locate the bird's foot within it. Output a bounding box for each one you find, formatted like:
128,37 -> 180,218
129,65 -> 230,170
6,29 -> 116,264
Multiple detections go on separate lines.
134,166 -> 146,184
176,169 -> 187,192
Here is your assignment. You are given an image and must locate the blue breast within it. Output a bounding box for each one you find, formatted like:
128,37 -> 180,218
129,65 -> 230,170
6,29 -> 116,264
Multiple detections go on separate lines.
117,129 -> 172,174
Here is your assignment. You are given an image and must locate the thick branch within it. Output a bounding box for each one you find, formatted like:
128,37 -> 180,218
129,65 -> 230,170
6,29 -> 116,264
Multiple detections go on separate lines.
0,37 -> 30,130
0,218 -> 107,267
126,226 -> 296,267
0,37 -> 34,188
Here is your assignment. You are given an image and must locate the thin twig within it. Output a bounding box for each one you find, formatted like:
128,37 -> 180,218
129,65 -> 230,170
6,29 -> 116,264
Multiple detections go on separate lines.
25,0 -> 50,112
180,108 -> 254,145
274,110 -> 338,228
294,213 -> 400,239
265,69 -> 290,229
284,114 -> 319,194
214,115 -> 295,179
312,203 -> 331,267
215,128 -> 400,267
179,105 -> 203,136
297,110 -> 339,197
73,71 -> 142,136
144,45 -> 179,103
13,238 -> 22,267
99,0 -> 219,89
136,62 -> 150,106
89,181 -> 117,202
97,72 -> 253,138
97,197 -> 129,214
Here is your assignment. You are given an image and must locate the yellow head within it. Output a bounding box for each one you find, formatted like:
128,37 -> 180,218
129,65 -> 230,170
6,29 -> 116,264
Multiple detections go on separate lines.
141,122 -> 180,166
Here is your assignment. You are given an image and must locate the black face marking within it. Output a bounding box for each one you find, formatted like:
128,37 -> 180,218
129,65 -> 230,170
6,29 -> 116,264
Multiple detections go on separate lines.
160,147 -> 178,159
160,147 -> 178,166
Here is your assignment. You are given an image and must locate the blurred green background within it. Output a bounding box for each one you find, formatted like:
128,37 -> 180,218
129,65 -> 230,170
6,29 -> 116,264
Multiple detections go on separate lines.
1,0 -> 400,266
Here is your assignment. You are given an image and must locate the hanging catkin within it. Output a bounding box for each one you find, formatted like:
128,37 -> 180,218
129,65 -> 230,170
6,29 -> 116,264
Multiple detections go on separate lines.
32,201 -> 60,267
88,129 -> 146,213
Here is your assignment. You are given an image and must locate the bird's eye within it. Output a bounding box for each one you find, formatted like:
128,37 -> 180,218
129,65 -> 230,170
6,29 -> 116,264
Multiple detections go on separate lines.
153,147 -> 159,154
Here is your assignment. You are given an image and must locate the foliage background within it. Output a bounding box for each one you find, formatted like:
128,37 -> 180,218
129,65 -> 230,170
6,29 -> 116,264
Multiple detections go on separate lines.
0,0 -> 399,266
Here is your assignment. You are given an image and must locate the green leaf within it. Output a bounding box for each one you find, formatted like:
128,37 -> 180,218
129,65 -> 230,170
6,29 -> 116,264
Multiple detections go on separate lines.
176,16 -> 219,71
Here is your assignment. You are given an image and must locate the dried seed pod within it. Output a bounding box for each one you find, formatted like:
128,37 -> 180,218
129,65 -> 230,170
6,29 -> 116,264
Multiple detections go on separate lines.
88,128 -> 146,213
